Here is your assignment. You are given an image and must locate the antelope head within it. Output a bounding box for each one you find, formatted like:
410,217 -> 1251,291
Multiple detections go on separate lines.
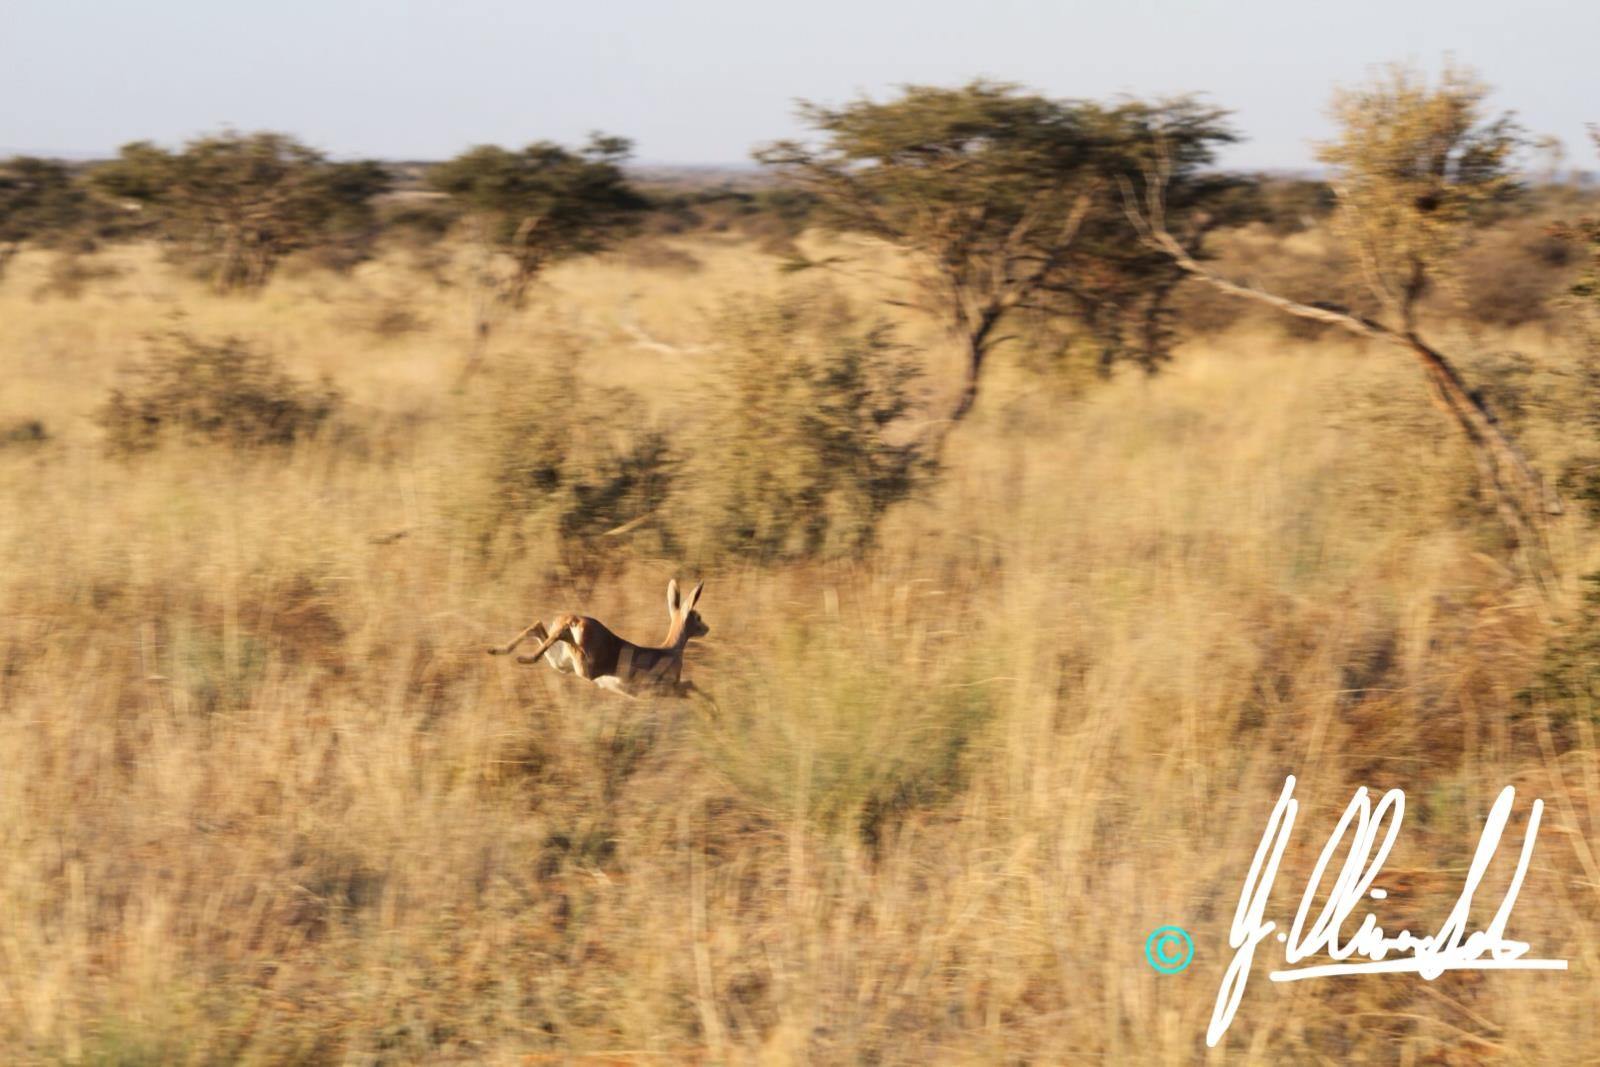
668,579 -> 709,645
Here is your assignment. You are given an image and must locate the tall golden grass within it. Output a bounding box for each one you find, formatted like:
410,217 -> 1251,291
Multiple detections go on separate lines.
0,232 -> 1597,1064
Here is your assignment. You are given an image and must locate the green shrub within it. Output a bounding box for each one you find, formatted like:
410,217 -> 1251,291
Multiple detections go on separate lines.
698,621 -> 995,846
98,333 -> 341,455
470,362 -> 676,582
1522,573 -> 1600,728
688,290 -> 930,563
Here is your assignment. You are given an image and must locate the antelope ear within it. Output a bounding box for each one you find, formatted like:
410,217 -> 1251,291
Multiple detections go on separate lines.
667,579 -> 681,614
687,581 -> 704,610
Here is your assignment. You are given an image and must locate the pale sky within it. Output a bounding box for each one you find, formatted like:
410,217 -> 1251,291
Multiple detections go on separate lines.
3,0 -> 1596,169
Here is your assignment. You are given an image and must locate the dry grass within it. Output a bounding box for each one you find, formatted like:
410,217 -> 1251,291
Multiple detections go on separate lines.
1,231 -> 1598,1065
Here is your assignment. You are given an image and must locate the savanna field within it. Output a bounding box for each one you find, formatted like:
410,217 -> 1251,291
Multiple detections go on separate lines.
4,186 -> 1600,1066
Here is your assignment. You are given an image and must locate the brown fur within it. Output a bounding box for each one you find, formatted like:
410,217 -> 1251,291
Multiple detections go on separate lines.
487,579 -> 709,699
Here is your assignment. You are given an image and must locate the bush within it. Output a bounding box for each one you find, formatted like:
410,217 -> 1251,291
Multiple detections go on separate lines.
0,418 -> 49,449
1522,573 -> 1600,729
380,197 -> 457,243
366,301 -> 429,340
688,290 -> 930,563
98,334 -> 341,455
466,293 -> 926,576
639,185 -> 816,254
1455,217 -> 1576,328
614,237 -> 704,274
470,363 -> 677,583
30,251 -> 122,300
698,621 -> 995,846
338,287 -> 431,341
1249,178 -> 1338,236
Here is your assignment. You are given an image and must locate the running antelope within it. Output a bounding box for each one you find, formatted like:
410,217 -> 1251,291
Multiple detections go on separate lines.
486,579 -> 709,699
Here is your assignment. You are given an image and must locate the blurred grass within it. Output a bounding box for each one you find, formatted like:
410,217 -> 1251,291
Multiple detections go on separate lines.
0,232 -> 1596,1063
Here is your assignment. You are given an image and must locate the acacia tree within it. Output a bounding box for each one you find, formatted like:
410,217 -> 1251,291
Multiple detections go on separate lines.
428,134 -> 647,308
0,156 -> 89,281
1126,63 -> 1555,551
756,81 -> 1235,425
90,132 -> 389,291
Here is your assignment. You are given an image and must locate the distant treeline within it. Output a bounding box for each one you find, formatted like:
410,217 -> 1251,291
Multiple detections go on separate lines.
0,126 -> 1350,293
2,75 -> 1597,430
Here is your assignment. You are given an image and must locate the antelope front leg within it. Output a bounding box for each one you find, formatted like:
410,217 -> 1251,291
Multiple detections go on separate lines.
677,680 -> 719,718
674,679 -> 702,699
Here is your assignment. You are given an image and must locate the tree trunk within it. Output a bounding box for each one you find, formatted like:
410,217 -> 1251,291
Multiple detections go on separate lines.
948,306 -> 1003,425
1401,333 -> 1558,542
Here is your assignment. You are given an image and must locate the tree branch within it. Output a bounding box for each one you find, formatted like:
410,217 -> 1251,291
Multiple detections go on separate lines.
1120,162 -> 1561,559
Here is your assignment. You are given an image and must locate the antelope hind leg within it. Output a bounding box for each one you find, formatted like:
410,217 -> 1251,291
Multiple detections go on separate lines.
520,639 -> 584,674
514,617 -> 586,672
488,620 -> 549,656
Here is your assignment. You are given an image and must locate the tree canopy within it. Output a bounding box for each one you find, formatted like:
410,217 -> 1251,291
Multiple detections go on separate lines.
428,134 -> 647,306
757,81 -> 1236,423
0,156 -> 90,278
90,131 -> 390,291
1316,62 -> 1520,329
